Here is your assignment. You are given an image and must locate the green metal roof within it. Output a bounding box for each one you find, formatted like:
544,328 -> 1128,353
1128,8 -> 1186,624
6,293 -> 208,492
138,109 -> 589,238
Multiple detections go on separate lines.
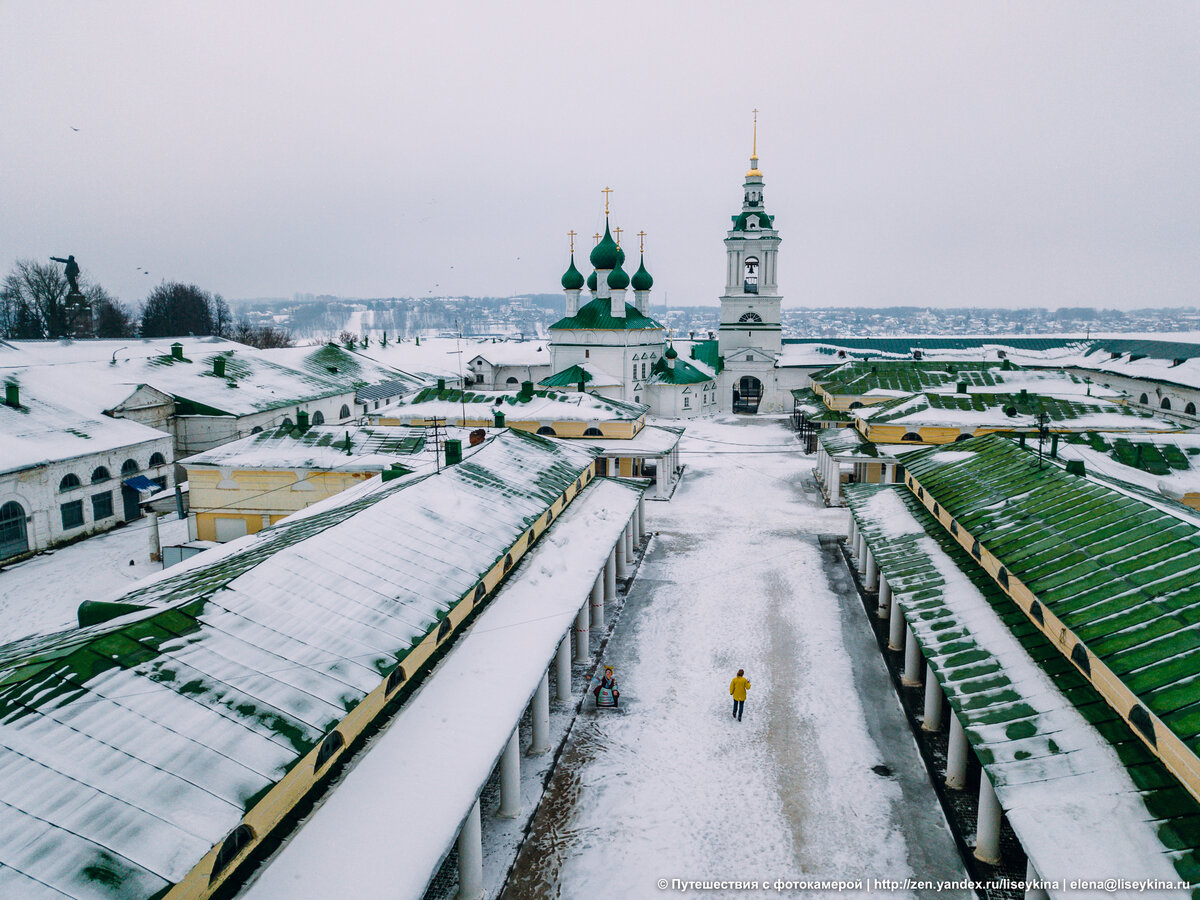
818,426 -> 886,457
650,354 -> 713,386
813,359 -> 1031,396
730,210 -> 775,232
1064,432 -> 1200,478
607,262 -> 630,290
631,256 -> 653,292
844,482 -> 1200,887
689,339 -> 723,374
538,364 -> 592,388
0,429 -> 599,900
789,387 -> 848,421
781,336 -> 1090,354
561,255 -> 585,290
548,296 -> 665,332
862,391 -> 1168,428
901,435 -> 1200,759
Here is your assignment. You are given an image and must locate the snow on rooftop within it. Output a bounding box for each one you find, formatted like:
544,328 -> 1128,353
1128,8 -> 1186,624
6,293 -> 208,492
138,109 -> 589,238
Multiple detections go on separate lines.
244,477 -> 643,900
376,386 -> 648,423
180,424 -> 432,472
0,429 -> 599,900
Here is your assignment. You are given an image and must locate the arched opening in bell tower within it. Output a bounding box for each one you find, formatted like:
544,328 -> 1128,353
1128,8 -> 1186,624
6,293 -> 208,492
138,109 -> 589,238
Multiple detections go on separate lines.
743,257 -> 759,294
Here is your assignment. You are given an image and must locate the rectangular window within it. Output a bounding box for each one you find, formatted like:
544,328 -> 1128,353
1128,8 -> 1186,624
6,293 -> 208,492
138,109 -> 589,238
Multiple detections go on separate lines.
61,500 -> 84,530
92,491 -> 113,520
642,363 -> 647,378
585,349 -> 590,358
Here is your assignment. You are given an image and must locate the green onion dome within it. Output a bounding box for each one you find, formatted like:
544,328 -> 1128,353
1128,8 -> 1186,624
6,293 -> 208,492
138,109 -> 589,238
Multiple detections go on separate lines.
615,245 -> 626,267
665,343 -> 678,360
631,255 -> 653,291
607,261 -> 630,290
561,255 -> 585,290
587,270 -> 598,291
589,221 -> 620,270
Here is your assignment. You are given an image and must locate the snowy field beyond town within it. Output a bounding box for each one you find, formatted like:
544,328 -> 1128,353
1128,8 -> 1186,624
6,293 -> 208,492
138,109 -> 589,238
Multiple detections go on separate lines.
0,514 -> 188,641
504,416 -> 968,900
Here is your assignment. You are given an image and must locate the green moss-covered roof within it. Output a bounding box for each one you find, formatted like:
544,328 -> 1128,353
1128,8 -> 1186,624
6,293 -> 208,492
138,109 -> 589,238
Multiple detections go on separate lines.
1064,432 -> 1200,478
901,435 -> 1200,757
549,296 -> 665,332
862,391 -> 1170,428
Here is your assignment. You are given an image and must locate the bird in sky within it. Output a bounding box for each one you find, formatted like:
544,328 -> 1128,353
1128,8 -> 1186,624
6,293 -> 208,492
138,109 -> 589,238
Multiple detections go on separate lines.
70,126 -> 79,132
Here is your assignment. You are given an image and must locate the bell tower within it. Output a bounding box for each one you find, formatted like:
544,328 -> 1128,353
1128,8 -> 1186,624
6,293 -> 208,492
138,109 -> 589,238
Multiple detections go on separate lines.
718,110 -> 782,358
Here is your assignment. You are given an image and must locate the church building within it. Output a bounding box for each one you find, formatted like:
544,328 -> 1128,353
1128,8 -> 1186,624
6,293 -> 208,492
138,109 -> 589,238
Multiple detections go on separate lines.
543,203 -> 718,419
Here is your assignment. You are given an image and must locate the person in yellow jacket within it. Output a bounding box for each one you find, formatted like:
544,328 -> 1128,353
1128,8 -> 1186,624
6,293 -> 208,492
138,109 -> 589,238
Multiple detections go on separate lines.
730,669 -> 751,721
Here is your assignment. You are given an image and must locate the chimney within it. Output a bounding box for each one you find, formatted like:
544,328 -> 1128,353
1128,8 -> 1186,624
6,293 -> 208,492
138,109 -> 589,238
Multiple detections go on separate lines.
170,342 -> 183,360
1051,433 -> 1060,458
296,410 -> 309,431
445,439 -> 463,466
4,383 -> 18,408
494,410 -> 506,427
213,356 -> 226,377
518,381 -> 534,401
437,378 -> 446,392
1066,459 -> 1085,476
957,382 -> 967,394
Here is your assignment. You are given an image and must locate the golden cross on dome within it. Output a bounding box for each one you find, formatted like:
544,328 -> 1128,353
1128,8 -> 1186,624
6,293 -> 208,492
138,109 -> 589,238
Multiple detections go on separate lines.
593,232 -> 601,245
613,226 -> 622,247
752,108 -> 759,157
568,229 -> 576,253
601,186 -> 613,215
637,230 -> 646,253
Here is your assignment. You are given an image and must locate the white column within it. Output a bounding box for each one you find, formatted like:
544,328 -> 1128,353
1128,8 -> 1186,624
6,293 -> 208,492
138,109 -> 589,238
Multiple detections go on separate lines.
848,516 -> 858,549
830,461 -> 841,506
946,712 -> 968,790
575,603 -> 590,663
975,771 -> 1002,864
456,799 -> 484,900
656,457 -> 667,499
638,496 -> 647,540
885,462 -> 896,484
888,597 -> 906,651
529,672 -> 550,754
498,729 -> 521,818
615,534 -> 628,579
624,518 -> 634,559
556,635 -> 572,701
903,625 -> 922,686
923,668 -> 943,731
1024,860 -> 1049,900
877,576 -> 892,620
604,551 -> 617,601
590,572 -> 605,629
865,547 -> 879,591
856,534 -> 867,574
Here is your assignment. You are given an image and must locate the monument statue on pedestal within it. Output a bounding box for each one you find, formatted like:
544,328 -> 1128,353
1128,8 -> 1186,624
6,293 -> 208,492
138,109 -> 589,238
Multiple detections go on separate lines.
50,254 -> 83,297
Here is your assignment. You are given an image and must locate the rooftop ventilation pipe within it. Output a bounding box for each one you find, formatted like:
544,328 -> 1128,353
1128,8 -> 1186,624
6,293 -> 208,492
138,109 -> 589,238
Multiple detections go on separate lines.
437,378 -> 446,391
1065,459 -> 1085,476
1051,433 -> 1060,458
170,342 -> 184,360
518,381 -> 534,401
957,382 -> 968,393
213,357 -> 226,377
494,410 -> 506,427
382,463 -> 411,482
4,383 -> 18,408
296,410 -> 309,431
445,439 -> 463,466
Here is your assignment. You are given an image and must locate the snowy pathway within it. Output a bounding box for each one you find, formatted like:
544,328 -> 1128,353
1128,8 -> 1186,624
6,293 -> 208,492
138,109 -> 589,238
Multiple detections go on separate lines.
503,416 -> 967,899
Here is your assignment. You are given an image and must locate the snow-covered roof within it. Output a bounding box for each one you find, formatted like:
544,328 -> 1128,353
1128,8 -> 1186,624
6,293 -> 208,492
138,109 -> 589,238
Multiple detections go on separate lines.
0,428 -> 600,900
244,477 -> 643,899
813,359 -> 1116,400
0,339 -> 419,421
844,482 -> 1196,891
1057,433 -> 1200,503
855,391 -> 1180,432
352,336 -> 550,381
465,339 -> 550,367
1076,346 -> 1200,392
375,385 -> 648,424
179,424 -> 430,472
0,386 -> 172,476
581,423 -> 684,456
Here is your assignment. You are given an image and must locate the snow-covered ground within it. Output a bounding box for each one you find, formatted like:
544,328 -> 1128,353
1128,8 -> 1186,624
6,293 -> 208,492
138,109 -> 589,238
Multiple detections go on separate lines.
0,515 -> 188,642
503,416 -> 967,899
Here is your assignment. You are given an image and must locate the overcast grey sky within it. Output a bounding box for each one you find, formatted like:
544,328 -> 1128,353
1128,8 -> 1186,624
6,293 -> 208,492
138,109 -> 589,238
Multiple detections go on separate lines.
2,2 -> 1198,310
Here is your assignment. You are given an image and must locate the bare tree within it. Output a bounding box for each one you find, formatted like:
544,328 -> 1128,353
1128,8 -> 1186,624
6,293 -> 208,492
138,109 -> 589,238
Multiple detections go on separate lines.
210,293 -> 233,337
231,317 -> 294,349
141,282 -> 214,337
1,259 -> 71,338
90,285 -> 136,338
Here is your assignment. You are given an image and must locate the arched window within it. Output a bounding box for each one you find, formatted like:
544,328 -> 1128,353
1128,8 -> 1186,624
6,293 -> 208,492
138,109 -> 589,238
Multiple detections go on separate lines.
583,427 -> 603,437
506,376 -> 519,385
1161,397 -> 1172,410
210,825 -> 255,883
503,553 -> 513,572
1129,705 -> 1156,745
59,473 -> 81,492
901,432 -> 922,442
997,567 -> 1009,588
251,426 -> 264,434
315,730 -> 345,770
91,466 -> 111,484
848,401 -> 863,410
0,501 -> 29,561
738,311 -> 763,323
437,618 -> 452,642
121,459 -> 139,476
1187,402 -> 1197,416
536,426 -> 557,436
149,452 -> 166,467
1028,600 -> 1044,625
743,256 -> 759,293
281,417 -> 294,429
386,664 -> 407,694
1071,642 -> 1091,676
971,539 -> 981,559
473,584 -> 485,605
1139,393 -> 1149,405
311,410 -> 325,425
339,404 -> 351,419
955,433 -> 972,442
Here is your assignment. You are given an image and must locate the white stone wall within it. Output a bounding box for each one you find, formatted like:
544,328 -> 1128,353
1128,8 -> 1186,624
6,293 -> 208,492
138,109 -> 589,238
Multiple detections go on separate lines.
172,391 -> 361,457
0,433 -> 175,558
1063,368 -> 1200,420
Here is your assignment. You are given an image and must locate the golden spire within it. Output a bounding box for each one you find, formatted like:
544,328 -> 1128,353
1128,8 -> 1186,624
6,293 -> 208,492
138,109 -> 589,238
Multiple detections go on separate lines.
568,229 -> 576,254
747,108 -> 763,178
613,226 -> 622,248
637,230 -> 646,253
601,185 -> 613,216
